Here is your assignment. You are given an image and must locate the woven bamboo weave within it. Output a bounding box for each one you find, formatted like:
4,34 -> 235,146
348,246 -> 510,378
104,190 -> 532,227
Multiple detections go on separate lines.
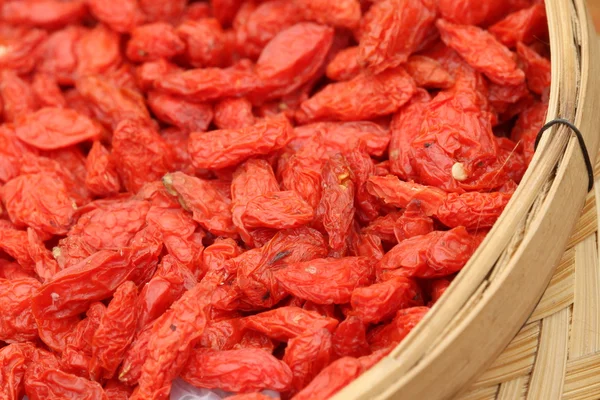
456,154 -> 600,400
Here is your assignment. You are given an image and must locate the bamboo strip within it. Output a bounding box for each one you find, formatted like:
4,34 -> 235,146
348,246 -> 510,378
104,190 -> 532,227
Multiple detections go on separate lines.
525,307 -> 570,399
528,247 -> 575,323
454,386 -> 498,400
569,233 -> 600,357
566,193 -> 597,248
563,352 -> 600,399
496,376 -> 528,400
470,322 -> 540,389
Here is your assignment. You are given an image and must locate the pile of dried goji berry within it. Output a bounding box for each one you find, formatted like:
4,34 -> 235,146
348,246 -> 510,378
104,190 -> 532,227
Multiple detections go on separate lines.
0,0 -> 550,399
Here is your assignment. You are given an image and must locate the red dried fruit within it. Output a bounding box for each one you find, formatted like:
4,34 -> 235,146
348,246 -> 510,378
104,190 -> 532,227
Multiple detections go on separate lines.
155,63 -> 259,102
188,115 -> 293,170
14,108 -> 101,150
242,191 -> 314,230
437,19 -> 525,85
90,281 -> 138,380
367,176 -> 447,216
405,55 -> 455,89
181,348 -> 293,393
292,356 -> 364,400
283,328 -> 333,394
368,306 -> 429,351
243,307 -> 339,341
351,277 -> 423,323
1,0 -> 86,29
297,67 -> 416,123
76,76 -> 150,130
378,227 -> 479,278
176,18 -> 231,68
332,316 -> 370,358
162,171 -> 236,237
437,192 -> 512,230
489,3 -> 548,48
517,42 -> 551,96
0,278 -> 41,343
235,0 -> 304,59
86,0 -> 145,33
1,173 -> 76,235
85,142 -> 121,197
511,101 -> 548,164
126,23 -> 186,63
255,22 -> 333,100
147,92 -> 213,133
326,46 -> 361,81
213,97 -> 255,130
0,70 -> 39,122
359,0 -> 437,74
111,119 -> 175,193
275,257 -> 373,304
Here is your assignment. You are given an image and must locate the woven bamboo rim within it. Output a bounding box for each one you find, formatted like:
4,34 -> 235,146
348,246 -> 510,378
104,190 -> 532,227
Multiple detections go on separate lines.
333,0 -> 600,399
455,153 -> 600,399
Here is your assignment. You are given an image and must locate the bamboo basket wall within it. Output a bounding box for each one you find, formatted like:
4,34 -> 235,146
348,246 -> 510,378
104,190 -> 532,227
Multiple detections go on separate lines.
456,160 -> 600,399
332,0 -> 600,399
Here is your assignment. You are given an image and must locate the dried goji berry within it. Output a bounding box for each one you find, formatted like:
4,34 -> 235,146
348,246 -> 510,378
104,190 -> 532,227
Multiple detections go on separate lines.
147,92 -> 213,133
111,119 -> 175,192
234,0 -> 304,59
331,316 -> 370,358
76,76 -> 150,130
85,141 -> 121,197
254,22 -> 333,100
326,46 -> 361,81
283,328 -> 333,394
213,97 -> 256,130
405,55 -> 456,89
86,0 -> 145,33
0,278 -> 40,343
0,342 -> 36,400
378,227 -> 479,278
517,41 -> 551,96
14,108 -> 102,150
437,19 -> 525,86
351,277 -> 423,323
275,257 -> 373,304
1,0 -> 87,29
90,281 -> 138,380
32,73 -> 67,108
1,173 -> 77,235
292,356 -> 364,400
181,348 -> 293,393
359,0 -> 436,74
297,67 -> 416,123
176,18 -> 231,68
315,155 -> 356,256
188,115 -> 293,170
489,3 -> 548,48
368,306 -> 429,351
138,0 -> 186,23
155,62 -> 259,102
0,70 -> 38,122
126,23 -> 186,63
243,307 -> 338,342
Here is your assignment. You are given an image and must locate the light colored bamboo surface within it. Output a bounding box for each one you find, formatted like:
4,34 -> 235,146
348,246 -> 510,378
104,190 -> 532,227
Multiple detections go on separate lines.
456,152 -> 600,399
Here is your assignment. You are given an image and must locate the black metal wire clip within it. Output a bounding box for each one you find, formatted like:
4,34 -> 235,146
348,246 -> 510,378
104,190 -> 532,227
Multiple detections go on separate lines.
534,118 -> 594,192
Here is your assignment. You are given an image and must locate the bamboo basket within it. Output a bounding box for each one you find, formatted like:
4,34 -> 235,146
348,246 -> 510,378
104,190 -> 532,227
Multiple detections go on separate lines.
456,165 -> 600,399
332,0 -> 600,399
